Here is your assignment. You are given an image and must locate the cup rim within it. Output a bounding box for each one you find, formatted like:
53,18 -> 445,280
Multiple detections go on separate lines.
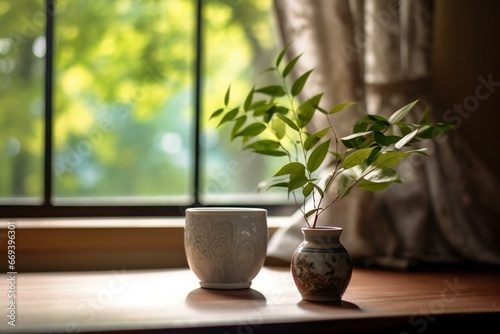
185,207 -> 267,215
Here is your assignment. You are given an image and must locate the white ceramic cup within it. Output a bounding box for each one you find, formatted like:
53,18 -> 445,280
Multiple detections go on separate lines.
184,207 -> 268,289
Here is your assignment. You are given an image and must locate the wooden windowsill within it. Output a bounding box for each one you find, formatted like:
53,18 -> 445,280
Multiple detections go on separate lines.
1,266 -> 499,333
0,217 -> 288,272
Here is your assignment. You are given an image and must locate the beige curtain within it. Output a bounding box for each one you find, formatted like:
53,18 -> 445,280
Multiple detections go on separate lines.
267,0 -> 500,269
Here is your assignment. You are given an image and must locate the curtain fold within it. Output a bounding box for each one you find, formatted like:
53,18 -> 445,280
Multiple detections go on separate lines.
268,0 -> 500,269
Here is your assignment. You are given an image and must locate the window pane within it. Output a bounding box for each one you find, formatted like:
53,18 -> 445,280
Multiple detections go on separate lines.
201,0 -> 293,204
0,0 -> 45,204
53,0 -> 195,205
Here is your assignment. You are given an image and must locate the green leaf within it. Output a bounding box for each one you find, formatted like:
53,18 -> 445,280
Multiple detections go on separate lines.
235,123 -> 266,137
217,107 -> 239,128
258,177 -> 287,192
255,85 -> 287,97
340,131 -> 372,148
368,120 -> 390,132
353,116 -> 371,133
260,67 -> 276,74
288,175 -> 308,192
248,100 -> 268,112
210,108 -> 224,120
304,127 -> 330,151
243,88 -> 254,111
395,128 -> 418,149
257,179 -> 288,192
282,53 -> 302,78
341,131 -> 372,141
304,208 -> 321,218
243,139 -> 286,157
224,86 -> 230,107
275,42 -> 291,68
388,100 -> 419,124
243,139 -> 280,151
252,150 -> 288,157
397,123 -> 412,136
357,179 -> 393,192
315,105 -> 329,115
311,183 -> 325,197
373,132 -> 401,146
357,167 -> 401,192
373,131 -> 389,146
367,114 -> 389,122
342,147 -> 375,169
328,102 -> 357,114
274,162 -> 306,177
297,93 -> 322,128
338,174 -> 353,197
366,147 -> 381,165
230,115 -> 247,140
307,139 -> 331,172
341,164 -> 367,180
263,106 -> 276,123
375,151 -> 411,168
271,116 -> 286,139
265,181 -> 289,192
364,167 -> 400,184
253,102 -> 275,117
419,108 -> 429,125
291,69 -> 313,96
417,123 -> 454,139
273,106 -> 289,114
276,113 -> 300,132
265,106 -> 288,123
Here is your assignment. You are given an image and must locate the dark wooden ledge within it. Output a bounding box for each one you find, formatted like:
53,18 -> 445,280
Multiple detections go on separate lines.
1,266 -> 499,333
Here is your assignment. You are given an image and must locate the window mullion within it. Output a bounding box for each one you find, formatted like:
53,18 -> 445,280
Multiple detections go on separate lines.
44,0 -> 54,207
193,0 -> 203,206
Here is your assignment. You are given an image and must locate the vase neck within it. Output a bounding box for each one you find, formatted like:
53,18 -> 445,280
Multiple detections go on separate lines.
301,227 -> 342,243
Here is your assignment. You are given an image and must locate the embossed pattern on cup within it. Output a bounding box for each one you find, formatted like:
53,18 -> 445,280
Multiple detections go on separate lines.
184,207 -> 268,289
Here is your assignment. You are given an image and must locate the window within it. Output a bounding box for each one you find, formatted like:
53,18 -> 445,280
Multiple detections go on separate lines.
1,0 -> 299,218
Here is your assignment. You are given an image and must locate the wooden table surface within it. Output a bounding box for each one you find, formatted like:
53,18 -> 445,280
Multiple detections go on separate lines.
1,266 -> 499,333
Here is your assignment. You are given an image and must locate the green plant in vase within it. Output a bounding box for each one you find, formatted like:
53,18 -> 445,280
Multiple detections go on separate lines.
211,44 -> 452,227
210,44 -> 453,301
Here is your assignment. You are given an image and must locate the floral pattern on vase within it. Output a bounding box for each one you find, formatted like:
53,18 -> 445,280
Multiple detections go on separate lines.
291,226 -> 352,302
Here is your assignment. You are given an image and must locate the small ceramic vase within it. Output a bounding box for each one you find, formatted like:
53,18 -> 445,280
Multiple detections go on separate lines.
291,226 -> 352,302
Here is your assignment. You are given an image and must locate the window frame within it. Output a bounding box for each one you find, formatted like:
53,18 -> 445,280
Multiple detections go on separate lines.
1,0 -> 299,219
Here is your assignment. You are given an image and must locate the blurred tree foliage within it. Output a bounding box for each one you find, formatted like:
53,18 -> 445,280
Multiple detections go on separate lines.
0,0 -> 44,201
0,0 -> 284,204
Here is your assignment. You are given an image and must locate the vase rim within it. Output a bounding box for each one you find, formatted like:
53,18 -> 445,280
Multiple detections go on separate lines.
301,226 -> 342,231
